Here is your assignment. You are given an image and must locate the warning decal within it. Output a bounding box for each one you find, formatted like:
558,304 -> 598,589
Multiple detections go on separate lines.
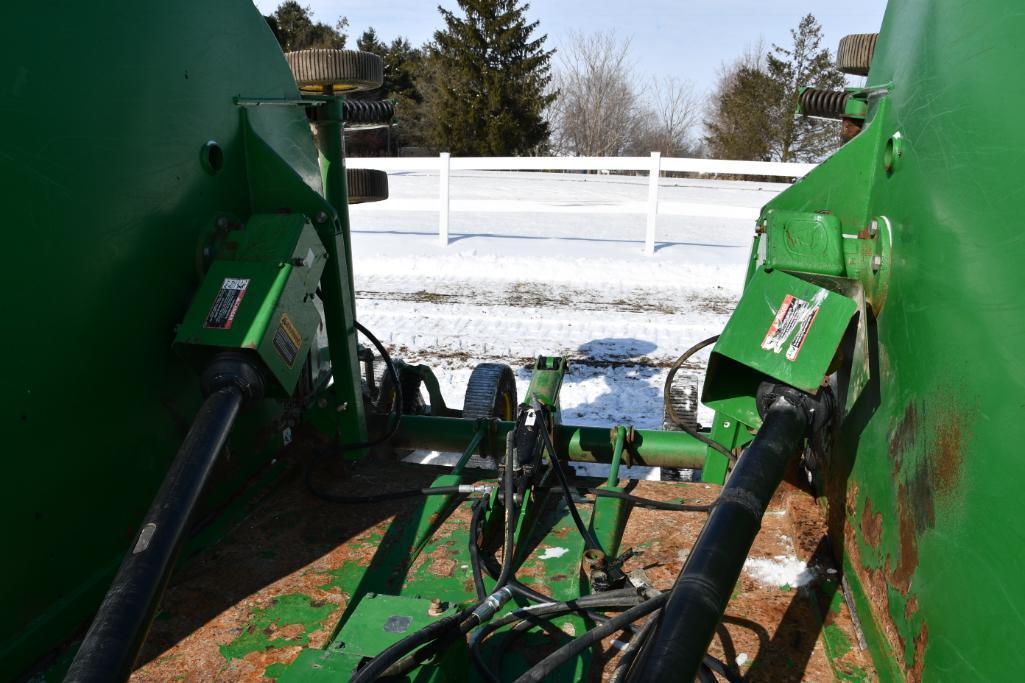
272,313 -> 302,367
205,278 -> 249,329
760,292 -> 823,362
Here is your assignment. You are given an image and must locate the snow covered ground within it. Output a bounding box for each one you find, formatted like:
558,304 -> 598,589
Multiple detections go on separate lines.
349,170 -> 788,433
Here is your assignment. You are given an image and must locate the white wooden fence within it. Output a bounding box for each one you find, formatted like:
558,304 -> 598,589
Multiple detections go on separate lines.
347,154 -> 815,255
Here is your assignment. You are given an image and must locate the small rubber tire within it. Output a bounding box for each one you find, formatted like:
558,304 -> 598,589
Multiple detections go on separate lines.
347,168 -> 388,204
375,361 -> 427,416
837,33 -> 878,76
285,49 -> 384,93
463,363 -> 517,421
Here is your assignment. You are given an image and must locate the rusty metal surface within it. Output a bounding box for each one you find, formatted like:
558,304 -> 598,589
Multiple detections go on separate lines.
131,458 -> 872,681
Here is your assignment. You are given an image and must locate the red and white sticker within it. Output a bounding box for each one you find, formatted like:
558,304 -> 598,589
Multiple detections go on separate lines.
760,291 -> 824,361
204,278 -> 249,329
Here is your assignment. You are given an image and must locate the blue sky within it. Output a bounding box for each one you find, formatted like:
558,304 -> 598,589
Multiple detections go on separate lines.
253,1 -> 889,100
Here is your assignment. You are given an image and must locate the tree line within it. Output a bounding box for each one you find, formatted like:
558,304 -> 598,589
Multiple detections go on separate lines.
265,1 -> 844,162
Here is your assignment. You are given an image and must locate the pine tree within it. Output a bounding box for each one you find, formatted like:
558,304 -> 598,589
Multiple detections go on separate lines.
352,28 -> 427,151
705,64 -> 780,161
705,15 -> 845,163
265,2 -> 348,52
766,14 -> 846,162
423,0 -> 556,155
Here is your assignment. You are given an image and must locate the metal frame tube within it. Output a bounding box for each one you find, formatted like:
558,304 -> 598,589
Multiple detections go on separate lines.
313,92 -> 369,452
381,416 -> 708,469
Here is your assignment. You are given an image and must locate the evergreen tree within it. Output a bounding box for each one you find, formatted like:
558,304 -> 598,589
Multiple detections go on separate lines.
352,28 -> 426,151
265,2 -> 348,52
765,14 -> 846,162
356,27 -> 386,55
423,0 -> 556,155
705,15 -> 845,162
705,63 -> 780,161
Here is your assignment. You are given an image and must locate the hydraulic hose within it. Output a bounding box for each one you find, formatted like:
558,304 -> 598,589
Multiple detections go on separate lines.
538,419 -> 601,551
348,320 -> 402,449
65,385 -> 245,682
513,592 -> 669,683
625,396 -> 808,682
469,493 -> 490,601
351,431 -> 523,682
663,335 -> 737,465
350,606 -> 477,683
585,488 -> 711,513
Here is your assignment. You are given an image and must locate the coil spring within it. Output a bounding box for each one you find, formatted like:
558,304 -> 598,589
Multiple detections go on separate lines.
343,99 -> 395,125
799,88 -> 850,120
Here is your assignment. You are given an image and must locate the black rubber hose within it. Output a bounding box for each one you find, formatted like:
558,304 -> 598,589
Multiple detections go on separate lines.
512,593 -> 669,683
65,385 -> 245,683
469,593 -> 647,683
469,493 -> 489,601
585,488 -> 711,513
304,479 -> 473,505
662,335 -> 736,465
303,320 -> 404,503
348,320 -> 402,450
478,552 -> 619,627
610,609 -> 660,682
350,606 -> 476,683
496,430 -> 520,588
483,595 -> 648,680
351,433 -> 521,681
626,397 -> 808,682
538,423 -> 601,551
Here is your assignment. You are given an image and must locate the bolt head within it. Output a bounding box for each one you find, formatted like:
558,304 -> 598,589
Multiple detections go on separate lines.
336,401 -> 348,412
868,219 -> 879,238
315,211 -> 329,224
317,398 -> 328,408
871,254 -> 883,273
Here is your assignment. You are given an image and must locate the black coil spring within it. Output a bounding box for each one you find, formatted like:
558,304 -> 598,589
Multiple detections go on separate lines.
799,88 -> 850,119
343,99 -> 396,125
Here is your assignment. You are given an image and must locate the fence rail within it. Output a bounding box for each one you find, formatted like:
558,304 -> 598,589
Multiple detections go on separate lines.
346,154 -> 815,255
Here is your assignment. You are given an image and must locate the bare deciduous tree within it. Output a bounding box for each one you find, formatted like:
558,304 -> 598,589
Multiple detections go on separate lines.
550,32 -> 699,158
626,77 -> 699,156
550,31 -> 640,156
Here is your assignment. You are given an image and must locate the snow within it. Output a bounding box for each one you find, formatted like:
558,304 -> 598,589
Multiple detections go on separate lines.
743,555 -> 817,588
349,170 -> 786,458
538,547 -> 570,560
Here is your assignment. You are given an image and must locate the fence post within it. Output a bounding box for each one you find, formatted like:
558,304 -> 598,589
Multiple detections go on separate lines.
438,152 -> 451,246
645,151 -> 661,256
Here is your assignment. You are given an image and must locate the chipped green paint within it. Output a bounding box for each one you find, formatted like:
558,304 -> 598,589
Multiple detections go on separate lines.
841,558 -> 902,683
823,621 -> 869,683
885,585 -> 925,668
264,662 -> 289,679
220,594 -> 335,661
319,561 -> 366,594
823,623 -> 852,658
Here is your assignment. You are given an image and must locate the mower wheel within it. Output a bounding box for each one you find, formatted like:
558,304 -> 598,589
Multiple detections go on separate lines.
284,49 -> 383,93
347,168 -> 388,204
374,359 -> 426,416
837,33 -> 878,76
463,363 -> 517,421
